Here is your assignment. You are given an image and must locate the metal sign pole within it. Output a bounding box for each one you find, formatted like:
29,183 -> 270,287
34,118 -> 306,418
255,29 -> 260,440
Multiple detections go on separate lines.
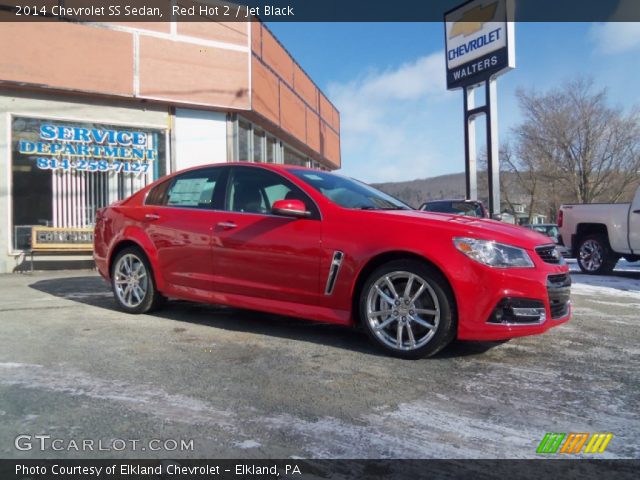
445,0 -> 514,219
486,78 -> 500,217
463,85 -> 478,201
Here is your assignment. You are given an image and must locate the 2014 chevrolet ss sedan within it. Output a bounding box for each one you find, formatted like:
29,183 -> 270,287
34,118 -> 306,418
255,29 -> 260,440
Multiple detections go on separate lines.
94,163 -> 571,359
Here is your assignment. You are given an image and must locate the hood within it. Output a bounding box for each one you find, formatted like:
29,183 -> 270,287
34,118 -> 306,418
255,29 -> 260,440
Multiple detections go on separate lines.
375,210 -> 551,250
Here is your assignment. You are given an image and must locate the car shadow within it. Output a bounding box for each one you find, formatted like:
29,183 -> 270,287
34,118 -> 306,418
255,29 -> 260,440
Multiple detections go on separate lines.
28,275 -> 505,359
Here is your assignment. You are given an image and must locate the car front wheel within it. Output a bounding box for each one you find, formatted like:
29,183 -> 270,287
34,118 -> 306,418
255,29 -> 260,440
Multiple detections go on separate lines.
111,247 -> 164,314
359,260 -> 456,359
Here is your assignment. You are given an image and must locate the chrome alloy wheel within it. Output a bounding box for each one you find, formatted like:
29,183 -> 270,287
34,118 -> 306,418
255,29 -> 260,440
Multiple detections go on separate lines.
579,239 -> 603,272
114,253 -> 148,308
366,271 -> 440,351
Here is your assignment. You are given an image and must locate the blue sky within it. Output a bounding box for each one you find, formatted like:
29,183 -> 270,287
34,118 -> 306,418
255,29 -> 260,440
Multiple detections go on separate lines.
267,22 -> 640,182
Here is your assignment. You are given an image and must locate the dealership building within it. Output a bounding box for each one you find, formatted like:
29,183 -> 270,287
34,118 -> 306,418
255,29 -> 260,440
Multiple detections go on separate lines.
0,19 -> 341,273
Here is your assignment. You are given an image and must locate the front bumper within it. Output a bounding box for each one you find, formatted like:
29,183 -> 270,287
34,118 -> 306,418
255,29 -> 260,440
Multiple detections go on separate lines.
452,253 -> 571,341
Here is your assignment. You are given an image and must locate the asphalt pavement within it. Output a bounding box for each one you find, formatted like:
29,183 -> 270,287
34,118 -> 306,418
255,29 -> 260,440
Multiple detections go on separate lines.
0,266 -> 638,459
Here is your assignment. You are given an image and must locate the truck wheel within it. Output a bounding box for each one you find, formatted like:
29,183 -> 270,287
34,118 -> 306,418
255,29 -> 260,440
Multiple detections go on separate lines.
577,234 -> 618,275
359,260 -> 456,359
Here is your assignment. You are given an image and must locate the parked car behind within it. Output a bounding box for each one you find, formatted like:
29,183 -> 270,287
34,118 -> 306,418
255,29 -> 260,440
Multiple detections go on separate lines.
419,199 -> 489,218
95,164 -> 570,359
558,186 -> 640,274
524,223 -> 560,239
522,224 -> 570,257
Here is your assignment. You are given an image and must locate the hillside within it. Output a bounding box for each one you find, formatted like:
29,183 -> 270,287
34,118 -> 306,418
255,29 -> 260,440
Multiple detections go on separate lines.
373,172 -> 491,208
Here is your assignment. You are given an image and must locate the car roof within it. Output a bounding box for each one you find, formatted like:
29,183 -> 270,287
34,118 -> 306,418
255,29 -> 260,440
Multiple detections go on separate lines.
220,162 -> 314,171
423,199 -> 482,203
163,162 -> 320,178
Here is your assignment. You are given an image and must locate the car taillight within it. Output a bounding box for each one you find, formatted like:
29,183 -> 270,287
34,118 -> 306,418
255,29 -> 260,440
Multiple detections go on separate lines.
557,209 -> 563,227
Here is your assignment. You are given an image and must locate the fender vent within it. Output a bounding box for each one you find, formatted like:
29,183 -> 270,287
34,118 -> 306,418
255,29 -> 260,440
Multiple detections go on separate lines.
324,251 -> 344,295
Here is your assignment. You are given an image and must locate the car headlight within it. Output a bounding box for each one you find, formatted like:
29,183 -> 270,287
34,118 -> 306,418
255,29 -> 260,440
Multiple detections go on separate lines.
453,237 -> 534,268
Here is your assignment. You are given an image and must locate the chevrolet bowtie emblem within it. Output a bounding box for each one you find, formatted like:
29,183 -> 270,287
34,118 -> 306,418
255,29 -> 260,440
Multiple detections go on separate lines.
449,2 -> 498,38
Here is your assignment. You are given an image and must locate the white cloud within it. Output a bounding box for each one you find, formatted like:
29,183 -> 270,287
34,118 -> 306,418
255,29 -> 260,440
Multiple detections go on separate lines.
590,22 -> 640,54
327,52 -> 460,183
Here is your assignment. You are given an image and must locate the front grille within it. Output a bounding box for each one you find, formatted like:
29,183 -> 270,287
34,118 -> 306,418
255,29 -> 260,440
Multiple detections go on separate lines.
536,244 -> 561,264
550,301 -> 569,319
548,273 -> 571,287
547,273 -> 571,319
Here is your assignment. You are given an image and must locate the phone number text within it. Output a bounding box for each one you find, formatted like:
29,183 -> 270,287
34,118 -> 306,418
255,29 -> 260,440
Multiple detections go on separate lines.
36,158 -> 150,174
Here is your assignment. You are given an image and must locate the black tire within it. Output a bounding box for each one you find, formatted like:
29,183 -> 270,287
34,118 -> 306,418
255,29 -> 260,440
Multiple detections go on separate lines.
111,246 -> 165,314
359,260 -> 456,359
576,234 -> 618,275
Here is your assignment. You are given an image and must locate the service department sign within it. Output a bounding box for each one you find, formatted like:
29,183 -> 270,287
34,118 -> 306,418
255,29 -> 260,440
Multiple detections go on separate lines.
444,0 -> 515,90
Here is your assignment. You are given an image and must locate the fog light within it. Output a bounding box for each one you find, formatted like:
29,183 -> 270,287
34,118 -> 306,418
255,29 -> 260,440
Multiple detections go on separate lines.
488,298 -> 546,325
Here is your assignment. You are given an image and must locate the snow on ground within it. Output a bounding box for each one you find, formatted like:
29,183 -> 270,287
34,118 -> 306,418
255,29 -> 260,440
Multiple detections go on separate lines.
567,259 -> 640,300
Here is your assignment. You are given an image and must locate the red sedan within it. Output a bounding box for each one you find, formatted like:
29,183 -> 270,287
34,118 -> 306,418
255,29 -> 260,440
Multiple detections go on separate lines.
94,163 -> 571,358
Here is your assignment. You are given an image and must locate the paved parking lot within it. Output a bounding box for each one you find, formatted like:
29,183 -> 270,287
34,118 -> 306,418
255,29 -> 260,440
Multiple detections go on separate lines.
0,263 -> 638,459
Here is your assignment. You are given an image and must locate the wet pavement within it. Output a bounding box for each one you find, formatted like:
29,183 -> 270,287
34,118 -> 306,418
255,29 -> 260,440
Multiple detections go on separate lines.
0,268 -> 638,459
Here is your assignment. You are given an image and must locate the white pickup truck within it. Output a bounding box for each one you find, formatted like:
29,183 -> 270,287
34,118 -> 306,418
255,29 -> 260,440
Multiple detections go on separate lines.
558,186 -> 640,274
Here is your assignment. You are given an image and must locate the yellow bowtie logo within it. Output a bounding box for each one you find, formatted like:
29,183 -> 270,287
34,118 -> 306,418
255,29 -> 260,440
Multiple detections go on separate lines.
449,2 -> 499,38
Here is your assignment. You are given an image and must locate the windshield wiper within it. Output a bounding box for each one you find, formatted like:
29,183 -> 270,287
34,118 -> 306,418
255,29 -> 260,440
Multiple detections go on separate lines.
358,206 -> 411,211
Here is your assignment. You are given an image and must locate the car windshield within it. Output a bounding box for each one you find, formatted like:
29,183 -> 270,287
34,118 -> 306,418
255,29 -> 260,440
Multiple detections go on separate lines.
532,225 -> 559,238
423,201 -> 484,217
290,170 -> 412,210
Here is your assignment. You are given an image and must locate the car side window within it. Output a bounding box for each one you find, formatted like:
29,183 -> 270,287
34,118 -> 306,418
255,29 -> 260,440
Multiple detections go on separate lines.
167,169 -> 220,208
225,167 -> 318,218
425,203 -> 453,214
147,168 -> 222,209
263,184 -> 291,206
146,179 -> 172,206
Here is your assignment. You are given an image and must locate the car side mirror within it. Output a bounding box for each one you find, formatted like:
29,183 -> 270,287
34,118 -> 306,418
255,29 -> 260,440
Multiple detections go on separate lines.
271,199 -> 311,218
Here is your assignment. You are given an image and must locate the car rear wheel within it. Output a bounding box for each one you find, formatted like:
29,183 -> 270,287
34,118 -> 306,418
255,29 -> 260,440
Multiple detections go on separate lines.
359,260 -> 456,359
111,247 -> 164,314
577,234 -> 618,275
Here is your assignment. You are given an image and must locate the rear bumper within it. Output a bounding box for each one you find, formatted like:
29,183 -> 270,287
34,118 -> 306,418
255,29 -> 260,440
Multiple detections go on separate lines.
94,253 -> 109,281
557,235 -> 573,257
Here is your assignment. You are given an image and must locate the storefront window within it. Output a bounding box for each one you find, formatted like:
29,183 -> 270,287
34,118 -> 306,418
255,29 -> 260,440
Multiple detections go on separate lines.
231,116 -> 312,167
266,136 -> 277,163
284,147 -> 308,167
11,116 -> 167,250
238,120 -> 251,162
253,129 -> 265,163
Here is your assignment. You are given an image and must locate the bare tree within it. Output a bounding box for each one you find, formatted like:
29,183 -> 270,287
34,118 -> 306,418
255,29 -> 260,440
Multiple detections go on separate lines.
479,143 -> 540,222
513,78 -> 640,204
500,142 -> 540,223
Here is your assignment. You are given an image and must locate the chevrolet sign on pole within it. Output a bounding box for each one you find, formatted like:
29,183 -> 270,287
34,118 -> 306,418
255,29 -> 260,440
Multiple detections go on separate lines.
443,0 -> 515,217
445,0 -> 515,90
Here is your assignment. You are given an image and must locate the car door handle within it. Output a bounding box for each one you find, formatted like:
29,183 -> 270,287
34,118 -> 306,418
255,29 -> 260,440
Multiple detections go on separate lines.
633,209 -> 640,214
217,221 -> 237,229
145,213 -> 160,220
